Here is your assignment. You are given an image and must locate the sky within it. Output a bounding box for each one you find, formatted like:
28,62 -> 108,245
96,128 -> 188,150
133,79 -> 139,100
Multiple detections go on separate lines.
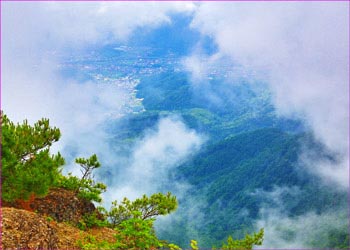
2,1 -> 349,247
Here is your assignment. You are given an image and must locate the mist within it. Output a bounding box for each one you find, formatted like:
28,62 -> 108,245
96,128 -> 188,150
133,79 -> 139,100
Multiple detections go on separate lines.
102,116 -> 204,205
252,186 -> 348,248
2,2 -> 349,248
183,2 -> 349,247
2,1 -> 195,173
186,2 -> 349,190
2,5 -> 205,241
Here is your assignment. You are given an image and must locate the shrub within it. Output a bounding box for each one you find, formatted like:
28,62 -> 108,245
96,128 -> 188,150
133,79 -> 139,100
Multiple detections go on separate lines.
114,211 -> 163,249
55,155 -> 106,203
1,112 -> 65,202
108,192 -> 177,227
221,228 -> 264,250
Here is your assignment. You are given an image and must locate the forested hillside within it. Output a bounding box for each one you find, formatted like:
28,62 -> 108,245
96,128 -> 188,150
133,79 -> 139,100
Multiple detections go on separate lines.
91,63 -> 349,248
165,129 -> 348,246
2,75 -> 348,248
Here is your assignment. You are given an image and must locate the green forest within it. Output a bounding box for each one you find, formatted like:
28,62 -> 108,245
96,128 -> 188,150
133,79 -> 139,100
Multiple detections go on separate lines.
103,71 -> 348,248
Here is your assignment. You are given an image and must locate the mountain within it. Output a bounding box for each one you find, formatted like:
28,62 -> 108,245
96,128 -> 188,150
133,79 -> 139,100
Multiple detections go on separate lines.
61,44 -> 348,248
158,128 -> 347,247
105,75 -> 347,247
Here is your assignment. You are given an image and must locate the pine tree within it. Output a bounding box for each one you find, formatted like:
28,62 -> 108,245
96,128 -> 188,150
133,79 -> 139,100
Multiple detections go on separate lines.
108,192 -> 178,227
1,112 -> 65,201
55,154 -> 107,203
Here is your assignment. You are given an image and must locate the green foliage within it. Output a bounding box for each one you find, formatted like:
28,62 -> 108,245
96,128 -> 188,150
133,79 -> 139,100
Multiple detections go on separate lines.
75,193 -> 178,249
137,72 -> 194,111
168,243 -> 182,250
77,180 -> 106,203
190,240 -> 199,250
56,173 -> 106,203
56,173 -> 81,191
108,192 -> 177,227
327,229 -> 350,249
1,112 -> 65,202
46,216 -> 54,223
114,211 -> 163,249
74,192 -> 178,248
221,229 -> 264,250
77,211 -> 109,230
76,234 -> 111,250
75,154 -> 101,181
55,155 -> 106,203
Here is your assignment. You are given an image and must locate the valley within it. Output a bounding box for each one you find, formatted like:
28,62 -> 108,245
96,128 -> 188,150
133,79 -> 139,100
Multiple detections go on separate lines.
58,45 -> 348,248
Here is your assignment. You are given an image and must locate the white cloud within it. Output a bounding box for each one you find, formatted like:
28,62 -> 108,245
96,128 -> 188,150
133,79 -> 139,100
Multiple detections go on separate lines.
2,1 -> 197,122
251,186 -> 348,248
2,1 -> 196,169
2,2 -> 196,49
187,2 -> 349,189
103,116 -> 204,204
256,208 -> 347,248
131,117 -> 202,175
100,117 -> 205,242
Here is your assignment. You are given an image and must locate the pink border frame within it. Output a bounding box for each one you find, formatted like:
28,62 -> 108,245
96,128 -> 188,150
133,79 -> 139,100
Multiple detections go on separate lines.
0,1 -> 349,249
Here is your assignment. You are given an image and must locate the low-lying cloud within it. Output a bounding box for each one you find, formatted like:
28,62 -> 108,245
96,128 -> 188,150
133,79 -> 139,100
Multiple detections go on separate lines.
3,2 -> 195,49
183,3 -> 349,247
253,186 -> 348,248
103,116 -> 204,204
2,1 -> 196,171
186,2 -> 349,190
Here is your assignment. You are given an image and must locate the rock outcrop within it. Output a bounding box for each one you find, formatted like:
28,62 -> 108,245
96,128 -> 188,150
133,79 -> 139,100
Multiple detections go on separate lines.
2,207 -> 60,249
3,188 -> 96,225
1,188 -> 116,249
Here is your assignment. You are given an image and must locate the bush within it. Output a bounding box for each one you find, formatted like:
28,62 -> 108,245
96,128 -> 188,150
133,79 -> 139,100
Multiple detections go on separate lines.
77,211 -> 109,231
1,112 -> 65,202
221,228 -> 264,250
114,211 -> 163,249
76,234 -> 111,250
108,192 -> 177,227
55,155 -> 106,203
